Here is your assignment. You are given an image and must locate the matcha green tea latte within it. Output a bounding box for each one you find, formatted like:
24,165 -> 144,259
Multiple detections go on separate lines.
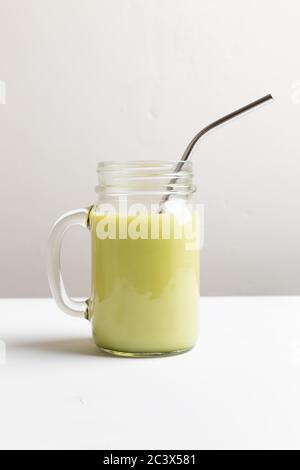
89,211 -> 200,355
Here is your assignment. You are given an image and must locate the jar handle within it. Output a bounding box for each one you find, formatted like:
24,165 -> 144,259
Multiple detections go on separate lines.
47,207 -> 91,319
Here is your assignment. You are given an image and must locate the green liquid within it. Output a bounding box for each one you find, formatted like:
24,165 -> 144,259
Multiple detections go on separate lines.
89,212 -> 200,356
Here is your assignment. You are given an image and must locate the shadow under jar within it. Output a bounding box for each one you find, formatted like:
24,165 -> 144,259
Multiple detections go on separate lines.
48,161 -> 200,357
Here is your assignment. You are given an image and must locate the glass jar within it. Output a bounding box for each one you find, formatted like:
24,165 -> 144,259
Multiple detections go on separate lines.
48,161 -> 200,357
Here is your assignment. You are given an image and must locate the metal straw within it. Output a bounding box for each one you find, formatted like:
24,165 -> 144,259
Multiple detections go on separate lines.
160,94 -> 273,207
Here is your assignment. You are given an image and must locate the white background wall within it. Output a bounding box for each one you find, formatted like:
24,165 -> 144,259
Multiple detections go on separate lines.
0,0 -> 299,297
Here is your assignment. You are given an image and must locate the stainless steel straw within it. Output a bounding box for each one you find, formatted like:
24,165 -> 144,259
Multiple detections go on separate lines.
160,94 -> 273,207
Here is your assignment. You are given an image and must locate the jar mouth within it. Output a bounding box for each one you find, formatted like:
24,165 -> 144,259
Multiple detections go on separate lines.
96,160 -> 195,197
97,160 -> 192,172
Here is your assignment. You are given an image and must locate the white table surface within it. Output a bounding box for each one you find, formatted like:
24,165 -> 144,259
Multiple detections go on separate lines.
0,297 -> 300,450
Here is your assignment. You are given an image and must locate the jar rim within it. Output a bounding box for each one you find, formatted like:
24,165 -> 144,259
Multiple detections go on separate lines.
97,160 -> 192,171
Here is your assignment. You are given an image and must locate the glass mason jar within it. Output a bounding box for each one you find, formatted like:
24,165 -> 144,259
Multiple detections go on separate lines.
48,161 -> 200,357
